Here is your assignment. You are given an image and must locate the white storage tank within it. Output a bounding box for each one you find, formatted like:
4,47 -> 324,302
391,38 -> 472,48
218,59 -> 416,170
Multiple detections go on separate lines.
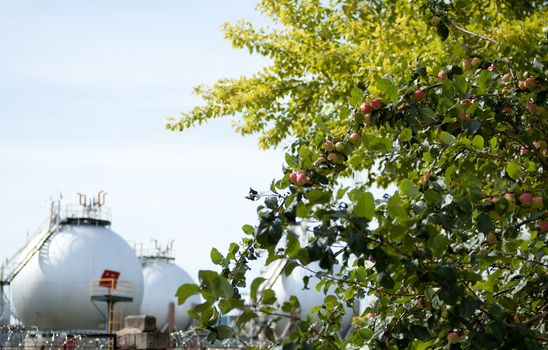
0,289 -> 9,325
139,249 -> 199,330
10,201 -> 144,330
264,260 -> 356,337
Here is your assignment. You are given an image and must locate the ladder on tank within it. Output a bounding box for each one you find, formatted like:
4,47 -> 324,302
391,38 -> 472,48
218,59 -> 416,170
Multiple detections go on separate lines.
1,200 -> 61,284
0,200 -> 62,322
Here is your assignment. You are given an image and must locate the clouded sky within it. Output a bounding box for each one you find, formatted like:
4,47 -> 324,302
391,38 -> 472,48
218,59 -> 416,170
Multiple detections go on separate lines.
0,0 -> 283,281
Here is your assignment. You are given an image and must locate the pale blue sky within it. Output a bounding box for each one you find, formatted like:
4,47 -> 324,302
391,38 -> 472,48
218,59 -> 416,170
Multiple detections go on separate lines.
0,0 -> 283,280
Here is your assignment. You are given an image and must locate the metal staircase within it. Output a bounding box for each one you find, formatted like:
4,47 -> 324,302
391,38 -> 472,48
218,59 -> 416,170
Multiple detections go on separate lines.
0,200 -> 61,324
1,201 -> 61,285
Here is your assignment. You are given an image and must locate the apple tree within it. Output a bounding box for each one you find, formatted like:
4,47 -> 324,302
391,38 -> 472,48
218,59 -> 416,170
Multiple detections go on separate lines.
173,0 -> 547,349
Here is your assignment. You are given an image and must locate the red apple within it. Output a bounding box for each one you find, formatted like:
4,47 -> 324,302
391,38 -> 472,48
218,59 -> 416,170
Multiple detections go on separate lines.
430,16 -> 441,25
327,152 -> 344,164
289,172 -> 298,184
487,65 -> 496,71
520,147 -> 529,155
518,80 -> 526,90
360,102 -> 373,114
519,192 -> 533,208
462,59 -> 472,70
438,69 -> 447,80
527,101 -> 538,113
500,73 -> 512,82
486,232 -> 498,244
335,141 -> 348,154
324,140 -> 334,152
471,57 -> 481,67
371,98 -> 382,110
398,103 -> 408,111
349,132 -> 361,147
539,221 -> 548,233
417,297 -> 429,309
447,332 -> 460,343
502,106 -> 513,115
532,196 -> 544,209
524,77 -> 535,89
504,193 -> 516,211
414,89 -> 426,101
314,156 -> 327,167
297,172 -> 310,186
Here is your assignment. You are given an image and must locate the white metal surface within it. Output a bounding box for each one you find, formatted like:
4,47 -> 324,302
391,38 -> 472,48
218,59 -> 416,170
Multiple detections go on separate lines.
10,224 -> 144,330
265,261 -> 355,337
0,287 -> 9,325
139,259 -> 199,330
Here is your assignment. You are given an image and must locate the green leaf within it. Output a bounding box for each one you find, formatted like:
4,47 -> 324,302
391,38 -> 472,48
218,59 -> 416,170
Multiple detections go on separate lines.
350,190 -> 375,220
477,69 -> 492,95
439,131 -> 456,145
305,189 -> 332,204
427,234 -> 450,257
419,106 -> 436,122
349,86 -> 363,105
506,162 -> 522,181
400,128 -> 412,142
454,75 -> 468,93
236,310 -> 258,328
387,192 -> 410,222
477,214 -> 494,235
285,153 -> 298,168
198,270 -> 234,300
472,135 -> 484,149
176,283 -> 200,305
445,164 -> 457,185
286,232 -> 301,258
261,288 -> 277,305
377,272 -> 395,289
210,247 -> 224,265
388,84 -> 398,102
242,224 -> 254,235
218,298 -> 244,314
250,277 -> 266,301
424,189 -> 443,208
376,78 -> 393,92
216,325 -> 234,339
412,340 -> 434,350
399,179 -> 419,198
458,296 -> 479,318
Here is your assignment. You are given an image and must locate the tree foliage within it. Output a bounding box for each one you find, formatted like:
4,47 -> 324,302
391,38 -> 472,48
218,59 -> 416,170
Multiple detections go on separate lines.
173,0 -> 547,349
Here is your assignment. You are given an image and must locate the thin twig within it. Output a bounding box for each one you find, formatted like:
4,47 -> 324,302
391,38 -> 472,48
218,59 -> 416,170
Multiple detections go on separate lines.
449,21 -> 499,46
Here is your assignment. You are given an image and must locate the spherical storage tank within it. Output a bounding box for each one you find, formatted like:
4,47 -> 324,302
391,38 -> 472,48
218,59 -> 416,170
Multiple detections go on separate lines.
140,258 -> 199,330
266,260 -> 356,337
11,220 -> 144,330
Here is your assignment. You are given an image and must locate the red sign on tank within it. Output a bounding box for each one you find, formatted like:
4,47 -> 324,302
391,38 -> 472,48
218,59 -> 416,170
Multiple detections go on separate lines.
99,269 -> 120,289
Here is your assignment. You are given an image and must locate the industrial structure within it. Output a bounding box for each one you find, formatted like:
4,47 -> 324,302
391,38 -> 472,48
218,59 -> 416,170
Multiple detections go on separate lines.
138,241 -> 199,332
0,193 -> 197,333
0,194 -> 360,349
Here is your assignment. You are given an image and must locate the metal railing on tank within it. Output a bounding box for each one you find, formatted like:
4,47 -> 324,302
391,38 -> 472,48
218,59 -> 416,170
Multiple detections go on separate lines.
63,205 -> 111,225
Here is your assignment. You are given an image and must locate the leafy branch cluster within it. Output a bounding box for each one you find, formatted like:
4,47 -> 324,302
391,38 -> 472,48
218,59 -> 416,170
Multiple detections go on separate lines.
173,1 -> 547,349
